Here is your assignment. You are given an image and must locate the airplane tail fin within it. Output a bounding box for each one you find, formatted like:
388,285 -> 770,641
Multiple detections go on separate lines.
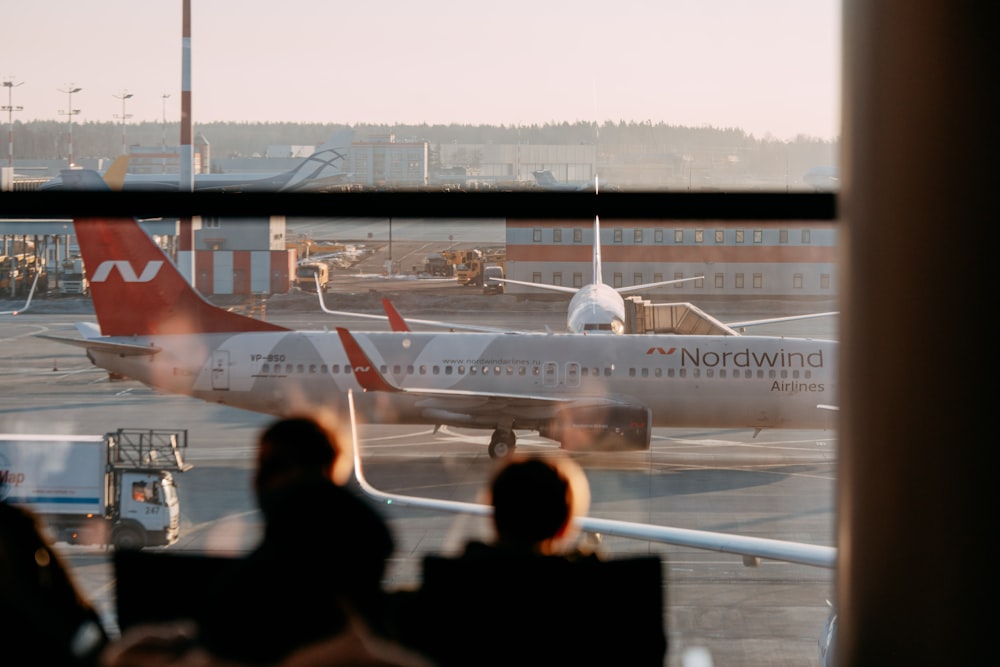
278,129 -> 355,191
101,155 -> 131,191
381,298 -> 412,332
531,169 -> 559,187
60,170 -> 289,336
592,215 -> 603,286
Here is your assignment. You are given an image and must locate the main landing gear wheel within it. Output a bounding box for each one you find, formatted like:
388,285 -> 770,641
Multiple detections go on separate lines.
488,430 -> 516,459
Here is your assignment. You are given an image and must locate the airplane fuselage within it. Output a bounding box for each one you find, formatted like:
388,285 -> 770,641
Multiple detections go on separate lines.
90,330 -> 837,433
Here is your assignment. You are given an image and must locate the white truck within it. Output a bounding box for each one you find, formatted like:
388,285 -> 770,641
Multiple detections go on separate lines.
0,428 -> 191,550
59,256 -> 89,295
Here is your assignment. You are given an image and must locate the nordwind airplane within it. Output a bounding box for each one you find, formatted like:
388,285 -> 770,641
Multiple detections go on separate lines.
41,171 -> 837,458
38,130 -> 354,193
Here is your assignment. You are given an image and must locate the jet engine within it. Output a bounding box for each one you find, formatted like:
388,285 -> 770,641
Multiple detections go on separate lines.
541,404 -> 652,452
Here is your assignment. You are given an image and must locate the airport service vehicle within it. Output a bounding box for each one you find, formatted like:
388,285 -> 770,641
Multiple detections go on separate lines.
0,429 -> 191,549
60,256 -> 89,295
296,261 -> 330,292
422,253 -> 451,276
482,265 -> 505,294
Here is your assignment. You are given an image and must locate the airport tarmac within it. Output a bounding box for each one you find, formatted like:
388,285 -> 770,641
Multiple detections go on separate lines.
0,301 -> 837,666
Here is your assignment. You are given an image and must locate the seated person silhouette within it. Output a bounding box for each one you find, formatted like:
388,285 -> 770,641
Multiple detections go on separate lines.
196,414 -> 397,664
1,499 -> 109,667
389,453 -> 667,667
107,414 -> 399,667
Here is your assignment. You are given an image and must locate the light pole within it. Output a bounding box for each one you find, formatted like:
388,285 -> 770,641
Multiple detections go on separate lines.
161,93 -> 171,173
58,84 -> 82,166
2,77 -> 23,168
113,90 -> 134,156
161,93 -> 170,146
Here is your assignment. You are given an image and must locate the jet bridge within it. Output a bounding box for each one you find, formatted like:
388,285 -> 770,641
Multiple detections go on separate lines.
624,296 -> 740,335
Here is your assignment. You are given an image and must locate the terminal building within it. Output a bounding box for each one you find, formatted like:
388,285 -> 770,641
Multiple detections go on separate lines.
504,219 -> 837,298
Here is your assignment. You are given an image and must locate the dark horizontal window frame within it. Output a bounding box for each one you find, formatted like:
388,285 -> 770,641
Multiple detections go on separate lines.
2,191 -> 836,221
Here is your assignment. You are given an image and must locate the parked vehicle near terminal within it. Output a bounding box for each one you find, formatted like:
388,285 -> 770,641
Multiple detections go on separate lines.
0,428 -> 191,550
60,256 -> 89,295
483,265 -> 505,294
296,261 -> 330,292
423,253 -> 451,276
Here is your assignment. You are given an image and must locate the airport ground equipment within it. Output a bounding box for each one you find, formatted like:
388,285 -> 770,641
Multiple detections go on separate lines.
0,428 -> 191,549
295,261 -> 330,292
59,256 -> 88,294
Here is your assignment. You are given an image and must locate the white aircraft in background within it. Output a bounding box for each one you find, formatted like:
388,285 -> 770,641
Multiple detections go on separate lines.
531,169 -> 613,192
0,270 -> 42,316
41,169 -> 837,458
803,165 -> 839,192
38,130 -> 354,192
497,215 -> 702,333
314,213 -> 836,336
532,169 -> 593,191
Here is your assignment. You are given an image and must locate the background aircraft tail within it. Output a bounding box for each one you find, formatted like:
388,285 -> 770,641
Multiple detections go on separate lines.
532,169 -> 560,187
592,215 -> 603,286
61,170 -> 288,336
278,129 -> 355,191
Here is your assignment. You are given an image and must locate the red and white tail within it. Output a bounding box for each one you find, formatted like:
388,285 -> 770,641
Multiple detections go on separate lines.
60,169 -> 287,336
75,215 -> 288,336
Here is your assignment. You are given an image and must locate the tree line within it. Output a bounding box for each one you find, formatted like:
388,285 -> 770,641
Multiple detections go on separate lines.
9,120 -> 836,170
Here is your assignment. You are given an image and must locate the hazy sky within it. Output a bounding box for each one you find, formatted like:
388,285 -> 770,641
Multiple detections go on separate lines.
1,1 -> 840,140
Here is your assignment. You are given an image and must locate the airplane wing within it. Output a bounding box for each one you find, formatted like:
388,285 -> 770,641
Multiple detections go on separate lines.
493,277 -> 579,295
344,390 -> 836,570
616,275 -> 704,294
36,333 -> 161,357
0,271 -> 41,315
316,280 -> 515,334
726,311 -> 839,330
498,275 -> 701,296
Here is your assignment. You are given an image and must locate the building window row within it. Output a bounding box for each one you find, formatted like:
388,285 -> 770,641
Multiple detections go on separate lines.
532,227 -> 818,244
526,271 -> 832,290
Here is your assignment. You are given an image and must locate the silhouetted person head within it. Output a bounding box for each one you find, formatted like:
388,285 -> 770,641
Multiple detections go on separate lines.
253,414 -> 349,509
486,454 -> 590,554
